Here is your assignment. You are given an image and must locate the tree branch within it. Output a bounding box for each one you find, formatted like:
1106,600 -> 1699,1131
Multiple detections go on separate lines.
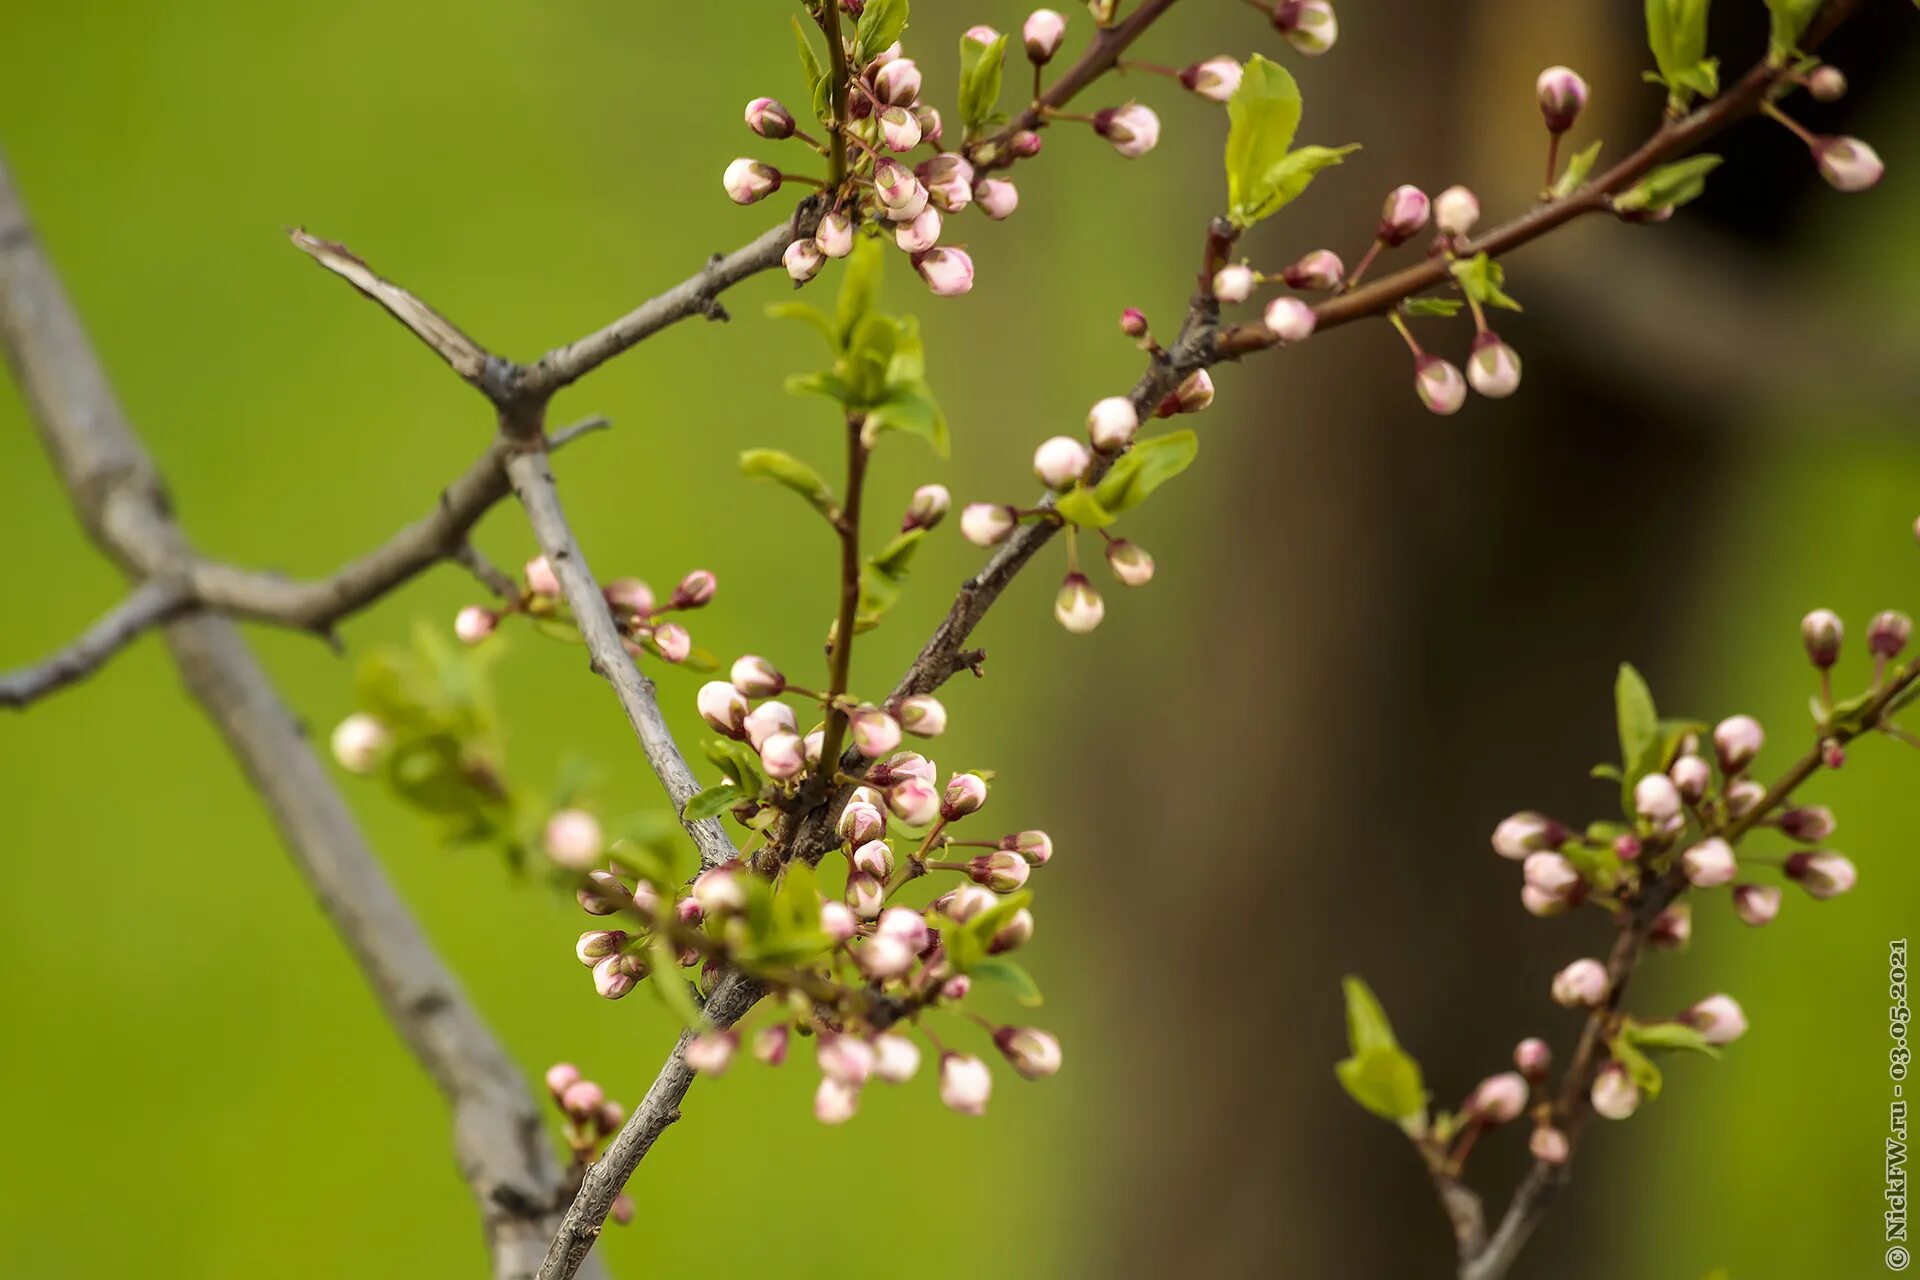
0,578 -> 191,708
0,154 -> 599,1280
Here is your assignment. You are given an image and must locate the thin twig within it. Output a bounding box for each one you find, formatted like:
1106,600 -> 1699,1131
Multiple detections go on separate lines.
0,579 -> 191,708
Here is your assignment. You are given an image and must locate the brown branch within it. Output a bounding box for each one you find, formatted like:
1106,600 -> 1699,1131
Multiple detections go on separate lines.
291,229 -> 498,386
0,578 -> 191,708
0,154 -> 598,1280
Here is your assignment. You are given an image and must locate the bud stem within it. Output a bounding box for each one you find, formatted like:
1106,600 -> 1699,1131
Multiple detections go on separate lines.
1543,133 -> 1561,196
1760,101 -> 1820,149
1387,312 -> 1425,358
1344,238 -> 1385,292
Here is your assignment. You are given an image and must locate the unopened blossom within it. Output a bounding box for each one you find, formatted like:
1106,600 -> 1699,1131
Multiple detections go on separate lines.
783,238 -> 825,283
902,484 -> 951,533
876,905 -> 930,953
1523,851 -> 1580,897
850,707 -> 903,758
686,1030 -> 738,1076
820,899 -> 858,942
974,178 -> 1019,220
1814,136 -> 1884,192
937,883 -> 1000,922
969,850 -> 1031,892
1491,811 -> 1563,860
1106,538 -> 1154,587
1732,883 -> 1783,927
743,700 -> 797,752
545,1063 -> 582,1099
1633,773 -> 1682,823
1724,777 -> 1767,817
1119,307 -> 1150,339
722,158 -> 781,205
729,655 -> 784,698
1024,9 -> 1067,62
575,929 -> 628,966
1468,1071 -> 1528,1125
329,713 -> 389,774
525,555 -> 561,598
816,211 -> 855,259
1010,128 -> 1042,157
1212,264 -> 1255,304
744,97 -> 795,140
917,105 -> 946,146
940,1052 -> 993,1115
894,206 -> 943,254
1649,903 -> 1692,951
1378,185 -> 1431,246
1054,573 -> 1106,634
961,503 -> 1018,547
1535,66 -> 1588,133
697,680 -> 749,737
914,247 -> 975,296
1467,332 -> 1522,399
941,975 -> 973,1001
880,106 -> 923,153
1551,957 -> 1610,1008
1521,885 -> 1569,918
873,159 -> 927,222
1807,65 -> 1848,101
454,605 -> 496,645
991,907 -> 1035,954
1870,610 -> 1912,658
819,1033 -> 876,1086
1434,185 -> 1480,238
1263,296 -> 1317,345
1713,714 -> 1764,772
1414,355 -> 1466,415
1802,608 -> 1844,668
887,777 -> 941,827
1683,994 -> 1749,1045
1180,57 -> 1243,103
1531,1125 -> 1571,1163
1681,837 -> 1737,888
874,58 -> 922,106
544,809 -> 603,869
1274,0 -> 1338,56
1094,103 -> 1161,158
759,730 -> 806,780
1590,1063 -> 1640,1120
852,838 -> 894,879
897,693 -> 947,737
1785,850 -> 1857,899
995,1027 -> 1064,1080
604,577 -> 655,616
1778,805 -> 1836,842
919,155 -> 975,211
1004,829 -> 1054,866
560,1079 -> 604,1120
578,869 -> 630,916
963,24 -> 1002,44
754,1025 -> 790,1067
878,753 -> 936,785
592,953 -> 642,1000
814,1076 -> 860,1125
1169,369 -> 1214,415
651,623 -> 691,663
873,1033 -> 922,1083
1087,396 -> 1139,452
846,871 -> 887,919
1282,249 -> 1343,290
857,932 -> 916,979
1514,1037 -> 1552,1080
943,772 -> 989,819
1034,436 -> 1092,489
671,570 -> 717,608
1670,753 -> 1711,802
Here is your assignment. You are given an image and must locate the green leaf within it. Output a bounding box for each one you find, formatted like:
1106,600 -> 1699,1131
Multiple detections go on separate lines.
1341,975 -> 1399,1056
1336,1046 -> 1429,1129
851,529 -> 928,633
947,892 -> 1032,972
647,935 -> 704,1029
765,300 -> 837,350
774,860 -> 822,933
969,956 -> 1044,1006
1621,1020 -> 1722,1058
865,381 -> 948,456
1614,662 -> 1661,796
1225,55 -> 1301,224
1054,486 -> 1116,529
958,31 -> 1007,134
1451,253 -> 1522,312
1403,298 -> 1465,319
792,16 -> 826,121
870,527 -> 926,577
703,738 -> 767,795
784,369 -> 854,404
1552,140 -> 1605,198
1644,0 -> 1715,106
1236,145 -> 1361,228
739,448 -> 837,519
841,312 -> 900,405
684,785 -> 740,821
1615,154 -> 1723,213
1608,1032 -> 1664,1100
853,0 -> 908,68
1089,430 -> 1199,516
836,237 -> 885,348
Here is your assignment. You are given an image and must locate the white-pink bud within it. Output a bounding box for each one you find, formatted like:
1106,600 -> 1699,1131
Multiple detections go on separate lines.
1414,355 -> 1466,415
1551,957 -> 1610,1008
1531,1125 -> 1571,1163
874,58 -> 922,107
651,622 -> 690,663
1003,829 -> 1053,866
1087,396 -> 1140,452
1282,249 -> 1343,291
1514,1037 -> 1552,1080
730,655 -> 784,698
1491,811 -> 1563,860
876,905 -> 930,953
918,155 -> 975,212
744,98 -> 796,140
1276,0 -> 1338,56
1732,883 -> 1782,926
1105,538 -> 1154,587
887,777 -> 941,827
754,1024 -> 790,1066
1523,851 -> 1581,897
544,809 -> 604,869
525,555 -> 561,598
604,577 -> 655,616
1670,753 -> 1712,802
913,247 -> 974,296
1169,369 -> 1214,415
1590,1063 -> 1640,1120
1814,136 -> 1884,193
995,1026 -> 1064,1080
743,700 -> 797,752
879,105 -> 923,153
454,605 -> 497,645
816,211 -> 855,259
685,1030 -> 738,1075
819,899 -> 858,942
329,712 -> 390,774
545,1062 -> 582,1099
814,1075 -> 860,1124
846,871 -> 887,919
697,680 -> 750,737
939,1052 -> 993,1115
1212,263 -> 1256,304
1093,103 -> 1160,158
1683,994 -> 1749,1045
873,1032 -> 922,1083
973,178 -> 1019,220
575,929 -> 629,966
1535,66 -> 1588,133
1466,332 -> 1522,399
782,238 -> 825,283
722,158 -> 781,205
852,838 -> 894,879
1785,850 -> 1857,899
591,954 -> 642,1000
759,730 -> 806,781
818,1033 -> 876,1086
1468,1071 -> 1529,1125
1801,609 -> 1844,668
1033,435 -> 1092,489
968,850 -> 1031,893
1714,714 -> 1766,773
1681,837 -> 1737,888
897,694 -> 947,737
942,772 -> 989,820
837,799 -> 886,846
1433,185 -> 1480,238
856,932 -> 917,979
960,503 -> 1017,547
671,569 -> 717,608
850,707 -> 903,758
1054,573 -> 1105,634
1263,296 -> 1317,344
893,206 -> 942,254
1378,185 -> 1431,245
1633,772 -> 1682,823
1023,9 -> 1067,63
1180,57 -> 1244,103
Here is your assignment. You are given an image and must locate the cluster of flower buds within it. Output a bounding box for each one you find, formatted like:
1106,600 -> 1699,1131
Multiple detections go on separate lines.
448,556 -> 716,666
542,1063 -> 637,1224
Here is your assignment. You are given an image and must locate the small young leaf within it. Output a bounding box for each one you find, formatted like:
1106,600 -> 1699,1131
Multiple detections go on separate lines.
836,237 -> 885,349
1055,486 -> 1117,529
1090,430 -> 1199,515
958,31 -> 1007,134
740,448 -> 837,519
1614,662 -> 1661,791
1608,1032 -> 1665,1099
1341,975 -> 1400,1056
1224,55 -> 1302,226
792,16 -> 826,119
684,785 -> 740,821
1336,1045 -> 1429,1128
1645,0 -> 1714,106
1615,154 -> 1722,213
870,527 -> 926,577
1622,1020 -> 1722,1058
865,381 -> 949,456
969,956 -> 1044,1006
1403,297 -> 1465,319
766,300 -> 838,350
1552,140 -> 1605,198
1236,143 -> 1361,227
853,0 -> 909,68
1452,254 -> 1523,312
784,370 -> 854,404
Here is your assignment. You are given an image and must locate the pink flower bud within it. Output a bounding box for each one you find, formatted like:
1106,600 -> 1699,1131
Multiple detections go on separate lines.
960,502 -> 1018,546
722,158 -> 782,205
1093,103 -> 1161,158
651,622 -> 691,663
730,655 -> 785,698
453,605 -> 497,645
820,899 -> 858,941
1682,993 -> 1748,1045
937,883 -> 999,923
974,178 -> 1019,220
1670,753 -> 1711,802
1167,369 -> 1215,415
819,1033 -> 876,1086
545,1062 -> 582,1099
1262,296 -> 1318,346
919,105 -> 948,148
856,931 -> 916,978
838,799 -> 886,847
879,105 -> 923,153
1778,805 -> 1835,842
918,155 -> 975,212
1801,609 -> 1844,668
940,1052 -> 993,1115
994,1026 -> 1064,1080
759,730 -> 806,780
560,1079 -> 604,1120
1434,185 -> 1480,238
1633,773 -> 1682,823
691,864 -> 747,916
874,58 -> 922,107
849,707 -> 903,759
1785,850 -> 1857,899
1824,738 -> 1847,769
968,850 -> 1031,893
744,98 -> 796,140
852,838 -> 894,879
903,484 -> 951,532
1523,851 -> 1581,897
1551,958 -> 1610,1008
879,752 -> 935,784
697,680 -> 749,737
592,953 -> 643,999
753,1024 -> 790,1067
896,693 -> 947,737
873,1032 -> 922,1083
943,772 -> 989,819
1010,128 -> 1043,157
814,1075 -> 861,1124
1491,811 -> 1565,860
1681,837 -> 1737,888
1713,714 -> 1765,772
963,25 -> 1002,44
1468,1071 -> 1528,1125
525,554 -> 561,597
545,809 -> 604,869
1054,573 -> 1106,634
1105,538 -> 1155,587
578,869 -> 630,916
887,776 -> 941,827
1514,1037 -> 1552,1080
1590,1062 -> 1640,1120
604,577 -> 655,616
1870,610 -> 1911,659
1024,9 -> 1067,63
1212,264 -> 1255,304
1535,66 -> 1588,133
817,211 -> 856,259
1087,396 -> 1140,452
1033,435 -> 1092,489
671,569 -> 717,608
1530,1125 -> 1571,1163
575,929 -> 629,966
1378,185 -> 1431,246
893,207 -> 942,255
941,974 -> 973,1002
877,905 -> 930,951
1814,136 -> 1884,192
743,700 -> 797,752
686,1030 -> 738,1075
914,247 -> 975,296
1521,885 -> 1569,917
1001,830 -> 1053,867
1807,66 -> 1847,102
1119,307 -> 1150,338
1466,332 -> 1522,399
1180,56 -> 1244,103
1724,777 -> 1767,817
1649,902 -> 1692,950
1414,355 -> 1466,415
1282,249 -> 1344,291
1732,883 -> 1782,927
846,870 -> 887,919
990,907 -> 1035,954
329,712 -> 390,774
782,238 -> 825,283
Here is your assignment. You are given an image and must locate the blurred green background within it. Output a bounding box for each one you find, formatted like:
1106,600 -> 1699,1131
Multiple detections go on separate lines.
2,2 -> 1915,1277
